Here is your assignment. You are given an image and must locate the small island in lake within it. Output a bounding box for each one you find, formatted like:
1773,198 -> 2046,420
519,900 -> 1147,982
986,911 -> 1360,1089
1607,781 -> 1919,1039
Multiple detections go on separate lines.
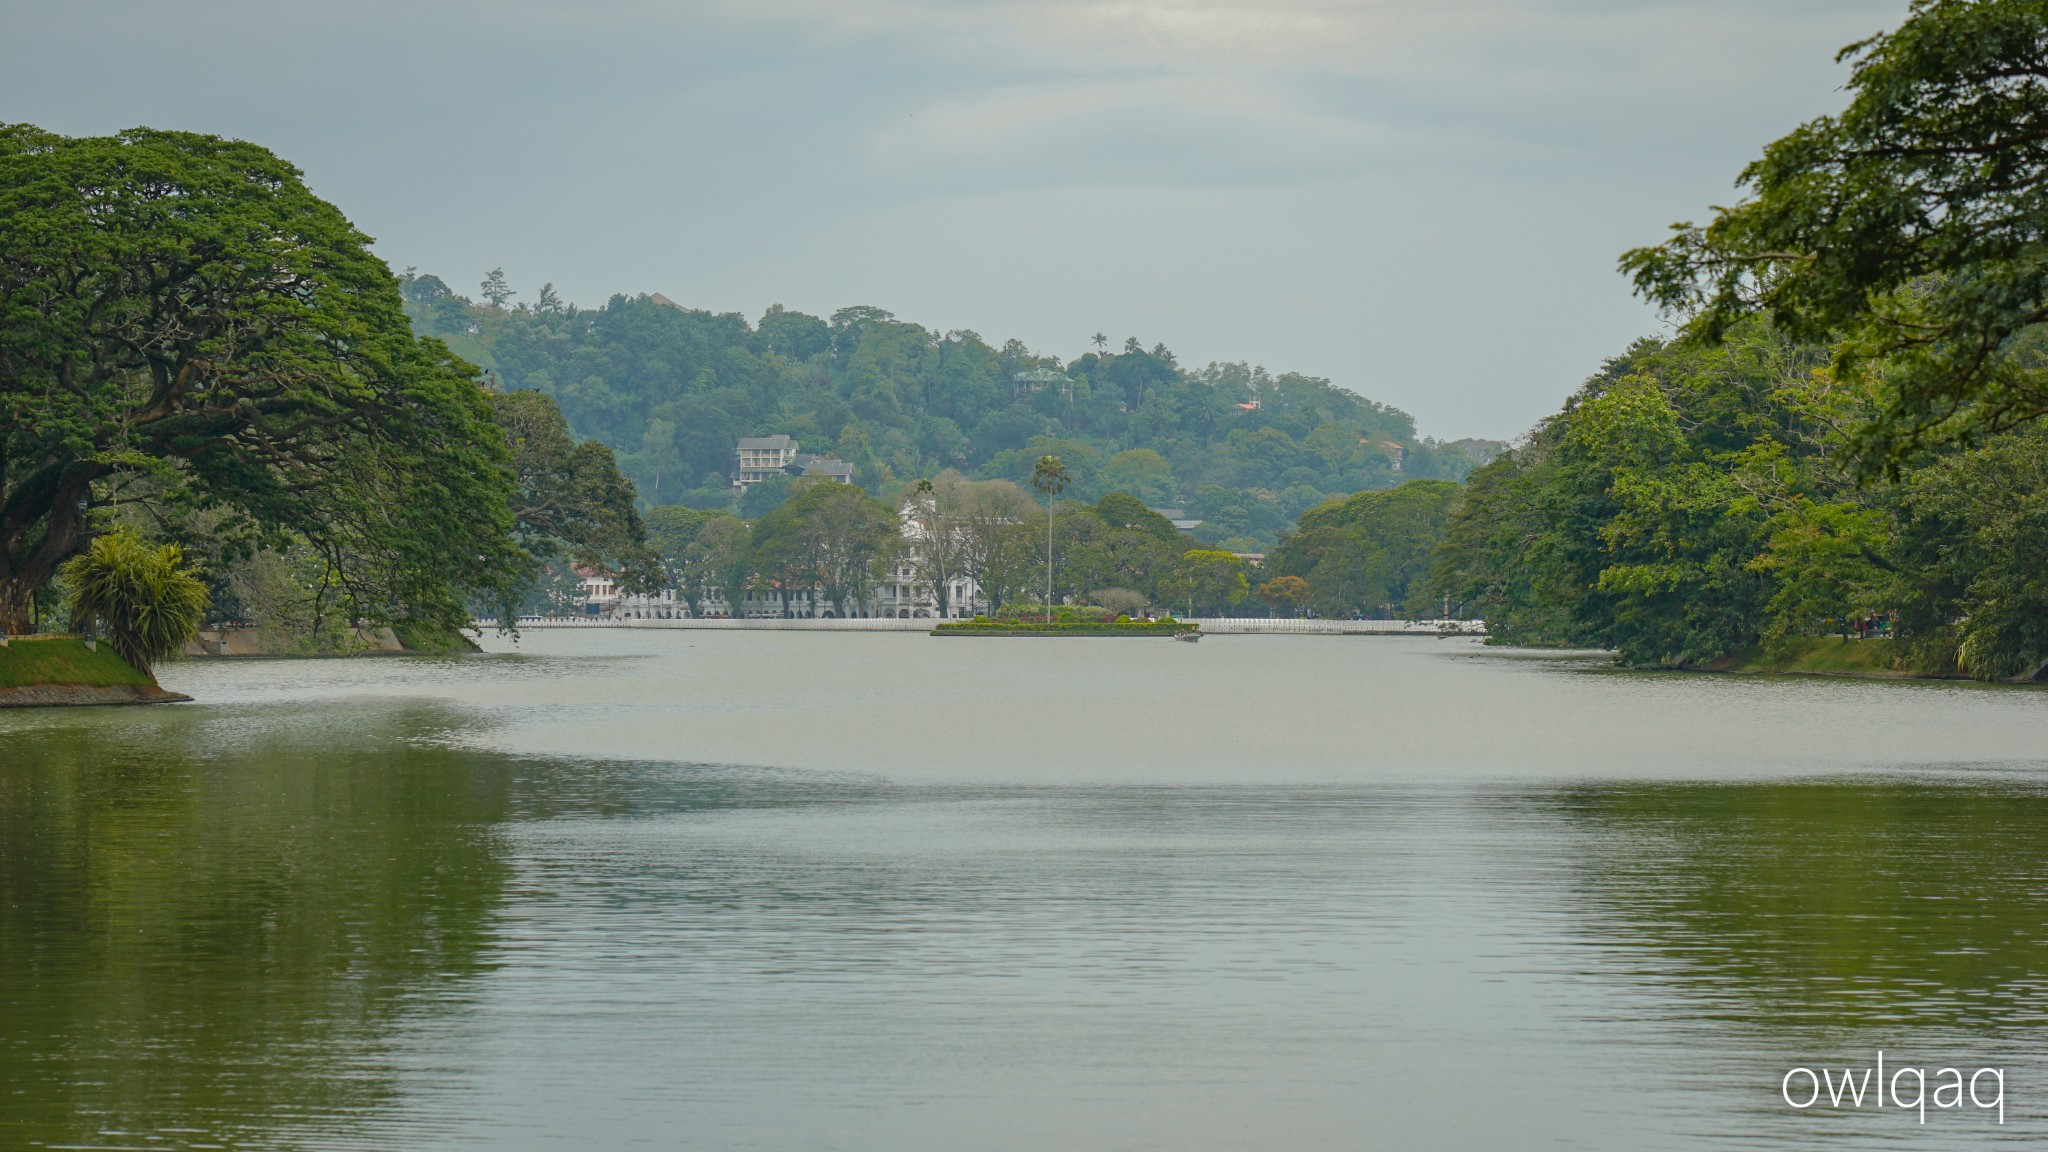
932,605 -> 1195,637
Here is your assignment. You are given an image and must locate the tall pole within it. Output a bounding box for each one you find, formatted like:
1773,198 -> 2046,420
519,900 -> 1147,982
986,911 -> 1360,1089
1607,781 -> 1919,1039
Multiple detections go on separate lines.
1031,455 -> 1068,623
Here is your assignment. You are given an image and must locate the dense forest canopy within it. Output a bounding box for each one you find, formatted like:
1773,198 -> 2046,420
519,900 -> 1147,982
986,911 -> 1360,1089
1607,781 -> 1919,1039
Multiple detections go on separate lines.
1424,320 -> 2048,679
400,273 -> 1500,549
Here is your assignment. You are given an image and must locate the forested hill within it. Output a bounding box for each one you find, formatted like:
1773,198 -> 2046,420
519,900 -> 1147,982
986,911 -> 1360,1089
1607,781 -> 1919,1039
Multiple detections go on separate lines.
399,273 -> 1500,549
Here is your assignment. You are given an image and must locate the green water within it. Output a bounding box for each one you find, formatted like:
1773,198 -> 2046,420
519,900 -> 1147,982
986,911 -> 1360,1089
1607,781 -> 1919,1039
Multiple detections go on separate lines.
3,633 -> 2045,1149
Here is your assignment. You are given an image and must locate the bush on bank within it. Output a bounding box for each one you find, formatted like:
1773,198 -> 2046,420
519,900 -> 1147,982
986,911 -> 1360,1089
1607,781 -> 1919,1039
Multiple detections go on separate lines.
933,616 -> 1191,636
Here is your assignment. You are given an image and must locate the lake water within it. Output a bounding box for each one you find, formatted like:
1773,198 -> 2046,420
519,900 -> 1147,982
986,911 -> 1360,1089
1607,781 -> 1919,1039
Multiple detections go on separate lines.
4,631 -> 2047,1149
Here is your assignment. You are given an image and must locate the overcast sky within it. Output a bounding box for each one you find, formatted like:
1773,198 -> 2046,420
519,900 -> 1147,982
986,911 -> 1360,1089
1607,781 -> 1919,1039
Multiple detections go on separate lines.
3,0 -> 1908,438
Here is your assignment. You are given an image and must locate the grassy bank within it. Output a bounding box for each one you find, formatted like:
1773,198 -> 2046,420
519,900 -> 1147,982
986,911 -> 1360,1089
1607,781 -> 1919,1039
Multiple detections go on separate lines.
0,635 -> 155,688
932,618 -> 1194,637
1704,637 -> 1927,679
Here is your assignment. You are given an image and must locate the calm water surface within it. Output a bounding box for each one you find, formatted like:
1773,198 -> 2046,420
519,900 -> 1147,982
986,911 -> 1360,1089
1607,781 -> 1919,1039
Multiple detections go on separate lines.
4,632 -> 2047,1149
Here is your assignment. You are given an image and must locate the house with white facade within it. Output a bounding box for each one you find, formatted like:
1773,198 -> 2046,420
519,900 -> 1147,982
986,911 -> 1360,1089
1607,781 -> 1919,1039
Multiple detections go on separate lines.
575,494 -> 998,622
734,435 -> 858,490
735,435 -> 800,487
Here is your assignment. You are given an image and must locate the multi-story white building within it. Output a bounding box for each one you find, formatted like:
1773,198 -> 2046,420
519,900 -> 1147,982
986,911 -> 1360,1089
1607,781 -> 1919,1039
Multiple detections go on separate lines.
577,498 -> 994,622
734,435 -> 858,490
735,435 -> 800,487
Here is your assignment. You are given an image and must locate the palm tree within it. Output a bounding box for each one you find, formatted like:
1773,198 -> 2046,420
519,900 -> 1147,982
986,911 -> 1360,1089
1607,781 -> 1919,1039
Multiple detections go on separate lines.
1030,455 -> 1070,622
1091,332 -> 1108,354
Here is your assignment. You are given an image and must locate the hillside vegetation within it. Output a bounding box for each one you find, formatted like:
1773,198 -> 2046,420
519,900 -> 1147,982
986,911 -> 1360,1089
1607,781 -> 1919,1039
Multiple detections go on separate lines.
401,274 -> 1498,548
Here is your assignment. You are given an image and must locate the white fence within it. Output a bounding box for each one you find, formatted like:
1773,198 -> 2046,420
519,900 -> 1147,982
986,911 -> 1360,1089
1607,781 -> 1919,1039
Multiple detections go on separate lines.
486,615 -> 1485,636
492,616 -> 934,632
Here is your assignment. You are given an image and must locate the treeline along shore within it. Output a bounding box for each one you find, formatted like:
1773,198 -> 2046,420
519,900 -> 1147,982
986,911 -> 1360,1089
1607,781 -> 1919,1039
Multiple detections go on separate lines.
7,0 -> 2048,696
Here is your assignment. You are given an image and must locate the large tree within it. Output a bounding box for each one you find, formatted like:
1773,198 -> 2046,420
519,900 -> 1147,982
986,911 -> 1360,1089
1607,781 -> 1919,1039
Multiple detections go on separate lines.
1623,0 -> 2048,468
751,479 -> 899,616
0,125 -> 521,633
493,389 -> 658,598
1274,479 -> 1462,619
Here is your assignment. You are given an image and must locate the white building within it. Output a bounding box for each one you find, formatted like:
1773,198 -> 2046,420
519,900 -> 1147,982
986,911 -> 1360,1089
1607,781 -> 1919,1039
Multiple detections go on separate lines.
578,569 -> 686,619
576,498 -> 993,622
734,435 -> 857,490
735,434 -> 800,487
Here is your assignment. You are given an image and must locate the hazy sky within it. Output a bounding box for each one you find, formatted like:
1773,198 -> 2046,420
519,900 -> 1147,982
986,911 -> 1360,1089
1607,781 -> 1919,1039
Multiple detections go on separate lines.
3,0 -> 1907,438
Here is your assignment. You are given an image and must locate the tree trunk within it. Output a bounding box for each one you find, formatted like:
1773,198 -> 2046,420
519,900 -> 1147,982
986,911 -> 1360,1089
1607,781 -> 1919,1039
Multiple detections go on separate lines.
0,582 -> 34,635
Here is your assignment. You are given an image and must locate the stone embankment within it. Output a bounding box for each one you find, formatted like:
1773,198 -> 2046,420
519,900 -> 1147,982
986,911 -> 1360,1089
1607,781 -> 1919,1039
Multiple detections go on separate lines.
495,616 -> 1488,636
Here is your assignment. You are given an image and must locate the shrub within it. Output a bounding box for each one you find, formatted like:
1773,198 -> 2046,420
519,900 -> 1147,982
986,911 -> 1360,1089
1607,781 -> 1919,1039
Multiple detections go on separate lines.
61,530 -> 210,676
1088,587 -> 1150,617
992,603 -> 1117,623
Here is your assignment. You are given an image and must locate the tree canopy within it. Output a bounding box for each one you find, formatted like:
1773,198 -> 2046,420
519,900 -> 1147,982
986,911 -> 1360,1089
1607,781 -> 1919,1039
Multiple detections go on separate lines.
1622,0 -> 2048,468
1425,319 -> 2048,678
399,273 -> 1500,549
0,125 -> 523,634
1270,479 -> 1462,618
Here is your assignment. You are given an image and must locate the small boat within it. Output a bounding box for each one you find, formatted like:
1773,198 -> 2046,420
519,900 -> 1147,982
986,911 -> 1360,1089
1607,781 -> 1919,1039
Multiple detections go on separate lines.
1174,629 -> 1201,642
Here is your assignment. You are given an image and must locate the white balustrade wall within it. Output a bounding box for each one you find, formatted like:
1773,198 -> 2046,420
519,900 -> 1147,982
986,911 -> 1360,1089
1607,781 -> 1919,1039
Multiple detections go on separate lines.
480,616 -> 1486,636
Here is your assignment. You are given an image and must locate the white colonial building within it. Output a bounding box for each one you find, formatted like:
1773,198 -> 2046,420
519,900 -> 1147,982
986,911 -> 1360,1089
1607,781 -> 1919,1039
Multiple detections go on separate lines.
576,569 -> 685,619
575,501 -> 990,621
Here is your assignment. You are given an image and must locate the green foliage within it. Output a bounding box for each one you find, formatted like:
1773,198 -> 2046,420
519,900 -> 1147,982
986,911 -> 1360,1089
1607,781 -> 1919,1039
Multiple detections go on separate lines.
642,505 -> 730,571
1092,492 -> 1181,540
1891,423 -> 2048,679
397,276 -> 1500,548
1429,319 -> 2048,679
1622,0 -> 2048,468
60,530 -> 208,675
1273,479 -> 1462,618
1429,326 -> 1843,665
992,603 -> 1115,623
1087,587 -> 1151,617
1158,549 -> 1250,616
750,479 -> 899,614
933,616 -> 1188,636
738,475 -> 795,518
0,125 -> 524,636
1255,575 -> 1311,616
493,389 -> 658,600
678,514 -> 753,615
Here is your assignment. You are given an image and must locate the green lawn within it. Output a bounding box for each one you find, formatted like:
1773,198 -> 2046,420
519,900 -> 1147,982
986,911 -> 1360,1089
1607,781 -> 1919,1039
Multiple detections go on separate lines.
0,636 -> 153,688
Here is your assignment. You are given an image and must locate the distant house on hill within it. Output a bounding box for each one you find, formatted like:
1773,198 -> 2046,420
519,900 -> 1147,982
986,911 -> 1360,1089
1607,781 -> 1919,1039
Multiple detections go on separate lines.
793,454 -> 855,483
733,435 -> 855,489
736,435 -> 801,486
